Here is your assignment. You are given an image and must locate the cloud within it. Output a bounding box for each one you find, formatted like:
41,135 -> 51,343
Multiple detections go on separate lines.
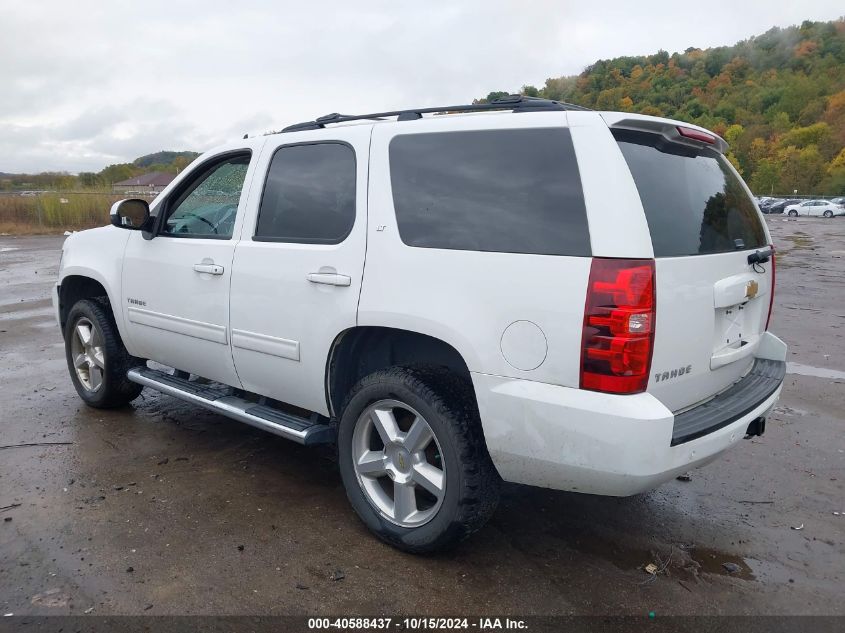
1,0 -> 843,172
0,100 -> 202,172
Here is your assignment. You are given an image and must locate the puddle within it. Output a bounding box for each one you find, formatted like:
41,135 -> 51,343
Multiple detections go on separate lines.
0,246 -> 19,252
559,533 -> 757,581
776,235 -> 816,268
782,232 -> 813,245
786,362 -> 845,381
687,546 -> 755,580
778,233 -> 815,258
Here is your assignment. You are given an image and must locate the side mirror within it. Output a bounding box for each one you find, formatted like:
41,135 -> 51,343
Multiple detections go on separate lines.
110,199 -> 150,230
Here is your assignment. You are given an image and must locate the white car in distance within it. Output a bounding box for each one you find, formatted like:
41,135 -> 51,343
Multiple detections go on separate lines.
784,199 -> 845,217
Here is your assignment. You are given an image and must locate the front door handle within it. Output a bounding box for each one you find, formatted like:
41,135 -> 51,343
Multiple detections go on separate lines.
193,263 -> 224,275
307,272 -> 351,286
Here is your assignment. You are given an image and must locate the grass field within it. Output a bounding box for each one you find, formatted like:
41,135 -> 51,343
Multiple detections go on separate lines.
0,193 -> 129,234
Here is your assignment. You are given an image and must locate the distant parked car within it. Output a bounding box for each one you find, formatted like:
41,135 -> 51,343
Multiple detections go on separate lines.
757,198 -> 777,213
831,197 -> 845,206
767,198 -> 801,214
784,199 -> 845,218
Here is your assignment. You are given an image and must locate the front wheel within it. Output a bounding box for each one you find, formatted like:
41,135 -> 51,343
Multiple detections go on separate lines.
337,366 -> 500,553
64,299 -> 144,408
823,210 -> 833,218
788,210 -> 798,217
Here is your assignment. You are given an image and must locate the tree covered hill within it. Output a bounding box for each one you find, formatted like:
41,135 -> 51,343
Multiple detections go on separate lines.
84,150 -> 200,188
479,19 -> 845,195
132,151 -> 200,169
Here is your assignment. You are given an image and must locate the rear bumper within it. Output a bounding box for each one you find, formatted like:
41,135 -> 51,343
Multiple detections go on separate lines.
472,332 -> 787,496
671,357 -> 785,445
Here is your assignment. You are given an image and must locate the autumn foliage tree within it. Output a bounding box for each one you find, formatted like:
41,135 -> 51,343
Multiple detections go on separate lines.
478,19 -> 845,195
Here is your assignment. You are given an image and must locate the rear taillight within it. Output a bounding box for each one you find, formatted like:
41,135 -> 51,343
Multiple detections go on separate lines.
766,247 -> 776,331
580,258 -> 656,394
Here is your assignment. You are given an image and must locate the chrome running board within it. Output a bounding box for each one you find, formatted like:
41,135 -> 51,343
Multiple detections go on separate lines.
127,367 -> 334,445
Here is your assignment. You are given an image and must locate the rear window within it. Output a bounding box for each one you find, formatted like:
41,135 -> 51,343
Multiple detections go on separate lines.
614,129 -> 766,257
389,128 -> 590,256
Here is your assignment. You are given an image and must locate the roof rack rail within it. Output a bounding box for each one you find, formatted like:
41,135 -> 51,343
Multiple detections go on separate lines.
279,95 -> 590,133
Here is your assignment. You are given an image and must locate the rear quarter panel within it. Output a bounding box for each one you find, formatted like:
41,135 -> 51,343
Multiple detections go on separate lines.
360,112 -> 594,387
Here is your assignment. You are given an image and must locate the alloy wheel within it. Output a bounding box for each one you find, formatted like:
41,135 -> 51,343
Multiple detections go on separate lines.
351,400 -> 446,527
70,317 -> 106,392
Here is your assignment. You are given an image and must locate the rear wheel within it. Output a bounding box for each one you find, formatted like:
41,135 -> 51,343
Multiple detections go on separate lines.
337,366 -> 500,553
788,210 -> 798,217
823,210 -> 833,218
64,299 -> 143,408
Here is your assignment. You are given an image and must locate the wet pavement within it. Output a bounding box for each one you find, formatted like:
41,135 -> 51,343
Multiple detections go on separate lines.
0,218 -> 843,616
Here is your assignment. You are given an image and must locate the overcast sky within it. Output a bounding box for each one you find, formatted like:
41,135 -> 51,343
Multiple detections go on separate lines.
1,0 -> 843,173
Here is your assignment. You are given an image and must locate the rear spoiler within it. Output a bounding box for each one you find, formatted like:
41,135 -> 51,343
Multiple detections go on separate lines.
599,112 -> 729,154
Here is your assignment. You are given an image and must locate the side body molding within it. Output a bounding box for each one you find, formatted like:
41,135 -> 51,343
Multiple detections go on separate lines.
127,306 -> 228,345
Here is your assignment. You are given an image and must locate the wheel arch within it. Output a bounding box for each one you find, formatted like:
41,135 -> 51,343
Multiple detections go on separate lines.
325,326 -> 476,418
59,272 -> 120,336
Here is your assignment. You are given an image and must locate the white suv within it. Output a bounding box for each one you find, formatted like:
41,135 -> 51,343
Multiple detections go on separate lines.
54,96 -> 786,552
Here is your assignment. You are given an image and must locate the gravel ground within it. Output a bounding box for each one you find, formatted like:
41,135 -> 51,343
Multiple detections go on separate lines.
0,216 -> 843,617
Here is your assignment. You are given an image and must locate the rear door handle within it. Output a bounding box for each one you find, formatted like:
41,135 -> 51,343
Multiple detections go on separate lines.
306,272 -> 351,286
193,263 -> 224,275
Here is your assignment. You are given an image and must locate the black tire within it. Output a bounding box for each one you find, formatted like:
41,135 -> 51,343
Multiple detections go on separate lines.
823,210 -> 833,218
337,366 -> 500,554
788,210 -> 798,217
64,298 -> 144,408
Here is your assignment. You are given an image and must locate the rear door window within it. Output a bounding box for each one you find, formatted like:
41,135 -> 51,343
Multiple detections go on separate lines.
613,129 -> 766,257
255,142 -> 356,244
389,128 -> 590,256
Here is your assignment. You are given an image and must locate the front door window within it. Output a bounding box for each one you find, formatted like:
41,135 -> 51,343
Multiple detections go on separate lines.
161,155 -> 250,238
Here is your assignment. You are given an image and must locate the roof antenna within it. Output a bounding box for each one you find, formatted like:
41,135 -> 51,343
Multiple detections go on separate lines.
243,133 -> 248,139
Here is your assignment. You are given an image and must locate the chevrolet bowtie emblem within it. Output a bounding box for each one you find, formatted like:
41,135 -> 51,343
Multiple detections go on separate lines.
745,280 -> 759,299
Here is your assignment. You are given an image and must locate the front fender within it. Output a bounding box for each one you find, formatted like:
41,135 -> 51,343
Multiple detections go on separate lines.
59,226 -> 133,348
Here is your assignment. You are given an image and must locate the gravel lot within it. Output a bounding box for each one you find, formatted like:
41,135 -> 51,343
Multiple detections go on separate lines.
1,217 -> 843,617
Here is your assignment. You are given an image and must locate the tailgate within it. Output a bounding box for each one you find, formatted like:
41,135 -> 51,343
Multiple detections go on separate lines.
651,251 -> 772,411
612,125 -> 773,412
